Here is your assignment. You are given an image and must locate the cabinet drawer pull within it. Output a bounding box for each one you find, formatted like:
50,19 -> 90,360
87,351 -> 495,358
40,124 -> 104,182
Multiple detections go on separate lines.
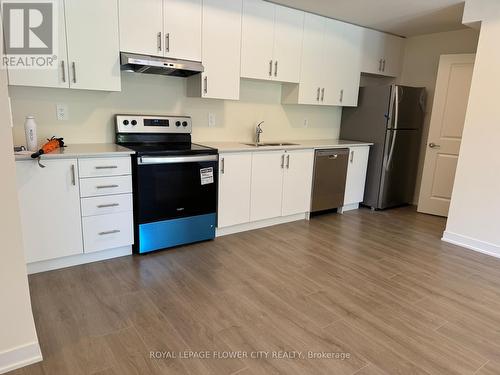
95,166 -> 118,170
97,203 -> 120,208
71,164 -> 76,186
98,230 -> 121,236
96,184 -> 119,189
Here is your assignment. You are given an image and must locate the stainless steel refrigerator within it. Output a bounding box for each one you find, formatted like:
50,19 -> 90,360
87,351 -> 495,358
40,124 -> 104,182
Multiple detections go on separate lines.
340,85 -> 426,210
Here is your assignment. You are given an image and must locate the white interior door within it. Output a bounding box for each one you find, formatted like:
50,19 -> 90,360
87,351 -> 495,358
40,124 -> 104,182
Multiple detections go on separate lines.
163,0 -> 202,61
417,54 -> 475,217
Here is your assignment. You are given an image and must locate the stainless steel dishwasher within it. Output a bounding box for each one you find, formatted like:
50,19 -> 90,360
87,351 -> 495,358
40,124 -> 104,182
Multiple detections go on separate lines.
311,149 -> 349,213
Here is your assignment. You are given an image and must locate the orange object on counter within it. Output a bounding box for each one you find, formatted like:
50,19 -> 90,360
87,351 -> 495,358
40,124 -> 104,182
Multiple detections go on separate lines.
31,137 -> 65,159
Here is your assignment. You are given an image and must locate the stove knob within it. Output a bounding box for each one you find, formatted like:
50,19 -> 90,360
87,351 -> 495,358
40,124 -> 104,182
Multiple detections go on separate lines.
131,120 -> 137,126
175,121 -> 181,127
182,121 -> 188,127
123,120 -> 129,125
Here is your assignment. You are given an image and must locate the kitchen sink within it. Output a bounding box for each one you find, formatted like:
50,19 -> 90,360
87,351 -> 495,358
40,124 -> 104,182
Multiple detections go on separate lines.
243,142 -> 298,147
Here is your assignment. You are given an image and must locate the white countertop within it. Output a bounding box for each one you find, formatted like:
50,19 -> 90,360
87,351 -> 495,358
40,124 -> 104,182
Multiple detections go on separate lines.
15,143 -> 134,161
199,139 -> 373,153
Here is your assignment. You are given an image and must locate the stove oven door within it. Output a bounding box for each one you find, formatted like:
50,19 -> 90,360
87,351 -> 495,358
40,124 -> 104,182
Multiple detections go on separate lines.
134,154 -> 218,253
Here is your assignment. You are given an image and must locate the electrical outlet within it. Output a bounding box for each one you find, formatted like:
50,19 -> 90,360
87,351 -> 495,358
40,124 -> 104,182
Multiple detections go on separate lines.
56,104 -> 68,121
208,112 -> 216,128
303,118 -> 309,128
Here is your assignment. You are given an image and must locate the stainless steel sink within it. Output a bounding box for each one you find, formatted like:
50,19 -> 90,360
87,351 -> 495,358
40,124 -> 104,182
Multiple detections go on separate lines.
243,142 -> 298,147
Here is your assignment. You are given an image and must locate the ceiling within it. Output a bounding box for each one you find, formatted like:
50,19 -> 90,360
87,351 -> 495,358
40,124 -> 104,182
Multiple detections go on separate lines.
269,0 -> 467,37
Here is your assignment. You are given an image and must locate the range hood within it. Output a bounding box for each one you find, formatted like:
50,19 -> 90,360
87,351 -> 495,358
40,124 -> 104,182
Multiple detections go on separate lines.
120,52 -> 204,77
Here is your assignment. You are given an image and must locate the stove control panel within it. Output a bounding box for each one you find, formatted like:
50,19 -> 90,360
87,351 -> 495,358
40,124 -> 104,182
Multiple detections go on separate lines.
116,115 -> 192,134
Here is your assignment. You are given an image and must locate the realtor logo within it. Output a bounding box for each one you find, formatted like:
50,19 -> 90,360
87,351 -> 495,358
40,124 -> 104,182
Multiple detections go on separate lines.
3,1 -> 53,54
1,0 -> 57,69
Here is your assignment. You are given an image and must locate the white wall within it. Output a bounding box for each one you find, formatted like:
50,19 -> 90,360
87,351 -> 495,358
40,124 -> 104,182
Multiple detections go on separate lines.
8,73 -> 342,147
398,28 -> 480,202
0,61 -> 41,372
444,15 -> 500,256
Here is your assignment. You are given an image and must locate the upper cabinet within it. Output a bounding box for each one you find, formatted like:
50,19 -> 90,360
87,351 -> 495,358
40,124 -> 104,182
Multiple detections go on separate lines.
119,0 -> 202,61
8,0 -> 120,91
361,28 -> 404,77
240,0 -> 304,83
187,0 -> 243,100
281,14 -> 362,107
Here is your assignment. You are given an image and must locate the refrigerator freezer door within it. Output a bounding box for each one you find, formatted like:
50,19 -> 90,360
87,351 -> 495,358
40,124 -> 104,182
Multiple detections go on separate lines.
378,129 -> 422,209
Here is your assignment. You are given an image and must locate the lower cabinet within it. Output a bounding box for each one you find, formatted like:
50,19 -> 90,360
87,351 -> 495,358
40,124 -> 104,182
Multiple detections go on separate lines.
218,149 -> 314,229
344,146 -> 370,208
16,159 -> 83,263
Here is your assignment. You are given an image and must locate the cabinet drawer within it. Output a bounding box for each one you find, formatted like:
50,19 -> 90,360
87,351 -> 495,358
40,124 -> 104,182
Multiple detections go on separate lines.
82,212 -> 134,253
80,175 -> 132,197
81,193 -> 133,217
79,157 -> 131,178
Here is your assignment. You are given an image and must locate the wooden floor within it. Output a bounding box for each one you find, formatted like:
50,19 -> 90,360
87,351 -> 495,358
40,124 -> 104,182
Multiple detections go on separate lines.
10,207 -> 500,375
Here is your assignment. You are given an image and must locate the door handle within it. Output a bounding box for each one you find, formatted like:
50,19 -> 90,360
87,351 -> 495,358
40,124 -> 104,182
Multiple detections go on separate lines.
328,154 -> 338,160
429,142 -> 441,149
157,32 -> 162,51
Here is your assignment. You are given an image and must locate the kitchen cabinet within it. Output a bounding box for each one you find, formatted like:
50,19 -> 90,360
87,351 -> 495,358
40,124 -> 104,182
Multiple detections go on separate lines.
361,28 -> 404,77
218,153 -> 252,228
16,159 -> 83,263
240,0 -> 304,83
187,0 -> 242,100
344,146 -> 370,208
281,15 -> 362,107
281,149 -> 314,216
8,0 -> 121,91
119,0 -> 202,61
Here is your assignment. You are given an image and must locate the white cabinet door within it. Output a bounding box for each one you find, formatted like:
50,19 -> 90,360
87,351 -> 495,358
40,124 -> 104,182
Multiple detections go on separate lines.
119,0 -> 163,56
344,146 -> 370,206
7,0 -> 69,88
218,153 -> 252,228
199,0 -> 242,100
297,13 -> 325,105
361,28 -> 404,77
282,149 -> 314,216
16,159 -> 83,263
240,0 -> 275,81
250,151 -> 284,221
163,0 -> 202,61
272,5 -> 304,83
65,0 -> 121,91
382,34 -> 404,77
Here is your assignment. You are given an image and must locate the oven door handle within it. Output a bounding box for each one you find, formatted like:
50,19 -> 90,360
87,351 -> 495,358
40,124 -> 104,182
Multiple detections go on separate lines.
138,155 -> 218,165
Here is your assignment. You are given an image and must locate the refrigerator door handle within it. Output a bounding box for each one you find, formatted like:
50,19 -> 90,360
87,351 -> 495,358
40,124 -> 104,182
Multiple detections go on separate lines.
385,87 -> 399,171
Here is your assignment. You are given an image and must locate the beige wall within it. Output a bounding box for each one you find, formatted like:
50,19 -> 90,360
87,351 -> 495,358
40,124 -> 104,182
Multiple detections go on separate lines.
0,60 -> 40,371
399,28 -> 480,202
8,74 -> 341,147
445,16 -> 500,254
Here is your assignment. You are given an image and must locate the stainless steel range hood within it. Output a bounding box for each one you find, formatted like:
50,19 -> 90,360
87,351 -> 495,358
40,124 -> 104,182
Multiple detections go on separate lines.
120,53 -> 203,77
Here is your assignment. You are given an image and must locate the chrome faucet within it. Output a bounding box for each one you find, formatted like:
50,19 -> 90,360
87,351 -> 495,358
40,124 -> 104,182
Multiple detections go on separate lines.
255,121 -> 264,144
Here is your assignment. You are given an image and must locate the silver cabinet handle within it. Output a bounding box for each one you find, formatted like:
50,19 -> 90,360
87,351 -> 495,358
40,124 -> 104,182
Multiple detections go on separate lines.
99,230 -> 121,236
71,164 -> 76,186
429,142 -> 441,149
350,150 -> 354,163
165,33 -> 170,52
221,157 -> 225,174
203,76 -> 208,94
281,154 -> 285,169
274,61 -> 278,77
382,59 -> 386,72
95,166 -> 118,170
379,59 -> 383,72
328,154 -> 338,160
157,32 -> 162,51
61,60 -> 66,83
321,88 -> 325,102
96,184 -> 119,189
286,154 -> 290,169
316,87 -> 321,101
72,62 -> 76,83
269,60 -> 273,77
97,203 -> 119,208
340,89 -> 344,103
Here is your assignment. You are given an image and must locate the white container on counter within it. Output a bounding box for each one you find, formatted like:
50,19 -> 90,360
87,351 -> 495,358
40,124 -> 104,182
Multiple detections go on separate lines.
24,116 -> 38,152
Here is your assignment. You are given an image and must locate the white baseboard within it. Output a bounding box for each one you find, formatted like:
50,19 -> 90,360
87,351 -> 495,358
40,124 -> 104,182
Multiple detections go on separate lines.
442,231 -> 500,259
0,341 -> 42,374
27,246 -> 132,274
216,213 -> 308,237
